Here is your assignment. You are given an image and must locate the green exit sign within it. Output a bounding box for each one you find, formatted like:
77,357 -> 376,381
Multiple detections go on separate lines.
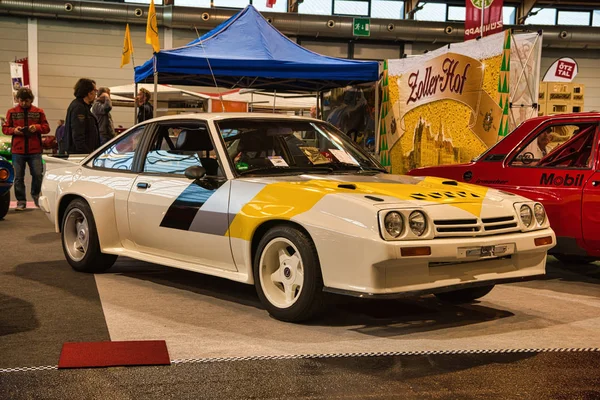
353,17 -> 370,37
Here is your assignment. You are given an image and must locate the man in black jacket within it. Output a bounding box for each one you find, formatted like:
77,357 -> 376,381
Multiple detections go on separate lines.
65,78 -> 100,154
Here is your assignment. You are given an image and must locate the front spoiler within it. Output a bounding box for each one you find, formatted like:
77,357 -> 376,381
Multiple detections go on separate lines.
323,274 -> 544,299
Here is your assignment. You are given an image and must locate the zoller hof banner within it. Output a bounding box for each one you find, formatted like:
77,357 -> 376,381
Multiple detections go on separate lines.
465,0 -> 504,41
378,31 -> 511,173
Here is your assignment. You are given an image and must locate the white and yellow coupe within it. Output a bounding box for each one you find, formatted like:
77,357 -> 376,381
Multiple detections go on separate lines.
40,114 -> 555,322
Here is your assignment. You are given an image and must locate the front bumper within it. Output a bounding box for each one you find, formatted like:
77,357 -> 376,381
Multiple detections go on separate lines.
318,228 -> 555,296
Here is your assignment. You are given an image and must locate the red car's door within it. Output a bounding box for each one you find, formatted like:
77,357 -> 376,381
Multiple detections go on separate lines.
582,169 -> 600,252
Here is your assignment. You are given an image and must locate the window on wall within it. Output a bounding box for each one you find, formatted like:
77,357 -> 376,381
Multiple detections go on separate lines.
557,10 -> 591,26
299,0 -> 333,15
594,10 -> 600,27
525,8 -> 557,25
447,5 -> 465,21
414,2 -> 446,22
213,0 -> 249,8
124,0 -> 164,4
503,6 -> 516,25
371,0 -> 404,19
174,0 -> 211,7
334,0 -> 369,16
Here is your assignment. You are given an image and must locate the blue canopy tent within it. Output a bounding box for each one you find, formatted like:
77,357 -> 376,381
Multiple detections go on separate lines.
134,5 -> 379,92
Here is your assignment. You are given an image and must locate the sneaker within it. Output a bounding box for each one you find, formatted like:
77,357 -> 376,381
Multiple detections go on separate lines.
15,201 -> 26,211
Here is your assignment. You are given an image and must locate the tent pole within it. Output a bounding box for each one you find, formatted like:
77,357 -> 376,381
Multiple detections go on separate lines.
374,80 -> 380,155
250,92 -> 253,112
315,92 -> 319,119
153,72 -> 158,118
273,90 -> 276,113
134,82 -> 138,124
319,91 -> 324,120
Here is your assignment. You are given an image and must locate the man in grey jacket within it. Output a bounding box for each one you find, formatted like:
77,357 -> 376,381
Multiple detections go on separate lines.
91,87 -> 115,145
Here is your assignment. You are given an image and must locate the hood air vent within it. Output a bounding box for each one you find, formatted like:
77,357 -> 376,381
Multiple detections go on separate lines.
338,184 -> 356,190
365,195 -> 384,202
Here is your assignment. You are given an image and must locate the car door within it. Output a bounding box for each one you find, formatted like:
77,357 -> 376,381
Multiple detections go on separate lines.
500,122 -> 600,241
582,146 -> 600,252
89,124 -> 148,249
127,120 -> 236,271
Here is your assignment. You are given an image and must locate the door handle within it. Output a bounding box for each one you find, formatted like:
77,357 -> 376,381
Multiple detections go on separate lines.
137,182 -> 150,189
593,181 -> 600,187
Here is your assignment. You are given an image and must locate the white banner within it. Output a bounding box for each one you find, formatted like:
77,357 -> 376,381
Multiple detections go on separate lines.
9,62 -> 26,106
509,32 -> 543,132
542,58 -> 578,82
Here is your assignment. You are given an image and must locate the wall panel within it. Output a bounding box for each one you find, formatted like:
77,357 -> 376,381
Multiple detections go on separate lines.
0,18 -> 28,112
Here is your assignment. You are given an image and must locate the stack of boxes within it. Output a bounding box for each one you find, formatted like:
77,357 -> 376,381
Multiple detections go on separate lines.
538,82 -> 585,116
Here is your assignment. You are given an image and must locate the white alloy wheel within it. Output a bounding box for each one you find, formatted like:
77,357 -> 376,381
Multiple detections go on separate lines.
63,208 -> 90,262
259,237 -> 305,309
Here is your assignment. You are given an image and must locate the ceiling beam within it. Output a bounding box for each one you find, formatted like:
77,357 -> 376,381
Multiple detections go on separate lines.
517,0 -> 539,24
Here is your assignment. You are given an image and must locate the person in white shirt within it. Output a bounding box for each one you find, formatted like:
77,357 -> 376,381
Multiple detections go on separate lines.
519,129 -> 552,164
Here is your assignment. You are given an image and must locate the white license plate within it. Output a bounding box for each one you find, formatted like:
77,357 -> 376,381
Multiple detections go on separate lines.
458,244 -> 514,259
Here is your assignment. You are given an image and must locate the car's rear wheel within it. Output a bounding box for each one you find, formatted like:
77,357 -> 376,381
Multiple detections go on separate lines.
553,254 -> 598,264
0,191 -> 9,219
61,198 -> 117,273
434,285 -> 495,303
254,226 -> 323,322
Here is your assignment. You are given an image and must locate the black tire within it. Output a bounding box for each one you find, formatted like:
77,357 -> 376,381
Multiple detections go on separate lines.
553,254 -> 598,264
434,284 -> 495,304
61,198 -> 117,273
253,226 -> 324,322
0,191 -> 9,220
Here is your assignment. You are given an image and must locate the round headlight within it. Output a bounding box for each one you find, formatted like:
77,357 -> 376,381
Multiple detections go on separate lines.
534,203 -> 546,225
384,212 -> 403,238
0,168 -> 8,181
409,211 -> 427,236
520,205 -> 533,227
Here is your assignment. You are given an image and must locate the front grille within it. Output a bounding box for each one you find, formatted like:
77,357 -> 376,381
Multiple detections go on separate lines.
433,215 -> 519,237
484,223 -> 518,231
481,216 -> 514,223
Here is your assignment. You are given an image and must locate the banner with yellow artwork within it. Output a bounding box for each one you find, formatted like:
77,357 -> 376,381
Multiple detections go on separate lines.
379,31 -> 512,174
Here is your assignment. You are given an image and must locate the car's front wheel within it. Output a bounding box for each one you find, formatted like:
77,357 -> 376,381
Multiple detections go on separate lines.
553,254 -> 598,264
61,198 -> 117,273
0,191 -> 9,219
254,226 -> 324,322
434,285 -> 495,303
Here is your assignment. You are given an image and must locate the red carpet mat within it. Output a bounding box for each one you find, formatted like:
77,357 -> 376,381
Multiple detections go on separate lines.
58,340 -> 171,369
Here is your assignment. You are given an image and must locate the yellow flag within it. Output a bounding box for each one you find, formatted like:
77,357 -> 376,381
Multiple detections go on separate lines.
145,0 -> 160,53
120,24 -> 134,68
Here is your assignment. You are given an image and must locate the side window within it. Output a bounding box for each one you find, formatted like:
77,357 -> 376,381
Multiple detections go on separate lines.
92,126 -> 145,170
143,123 -> 223,176
510,124 -> 597,169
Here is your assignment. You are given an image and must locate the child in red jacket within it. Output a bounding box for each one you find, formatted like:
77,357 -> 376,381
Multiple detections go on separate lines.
2,88 -> 50,210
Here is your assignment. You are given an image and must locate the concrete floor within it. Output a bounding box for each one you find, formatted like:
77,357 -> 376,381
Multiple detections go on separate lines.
1,208 -> 599,399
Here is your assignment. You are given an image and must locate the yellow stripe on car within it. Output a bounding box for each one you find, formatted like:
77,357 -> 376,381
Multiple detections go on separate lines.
227,177 -> 489,241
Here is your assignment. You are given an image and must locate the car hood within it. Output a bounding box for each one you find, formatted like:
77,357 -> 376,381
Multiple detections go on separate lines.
239,173 -> 525,208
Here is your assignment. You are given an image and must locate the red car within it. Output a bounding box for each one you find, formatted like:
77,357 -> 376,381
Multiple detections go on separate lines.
408,112 -> 600,263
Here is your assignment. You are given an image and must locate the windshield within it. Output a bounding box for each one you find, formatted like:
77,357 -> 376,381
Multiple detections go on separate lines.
471,121 -> 526,162
216,119 -> 385,175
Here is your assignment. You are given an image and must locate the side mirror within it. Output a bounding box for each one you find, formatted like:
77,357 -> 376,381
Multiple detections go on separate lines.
184,166 -> 206,180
